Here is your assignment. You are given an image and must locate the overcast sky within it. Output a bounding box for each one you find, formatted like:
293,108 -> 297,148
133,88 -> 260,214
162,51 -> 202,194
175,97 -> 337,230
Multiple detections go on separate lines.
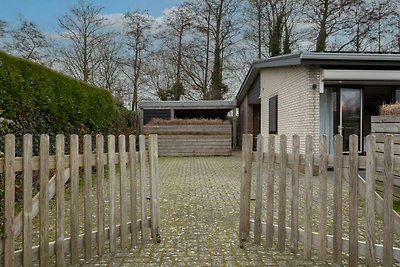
0,0 -> 183,32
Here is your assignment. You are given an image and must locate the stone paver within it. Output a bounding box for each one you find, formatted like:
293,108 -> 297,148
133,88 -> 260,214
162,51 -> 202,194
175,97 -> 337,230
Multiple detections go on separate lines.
83,153 -> 331,267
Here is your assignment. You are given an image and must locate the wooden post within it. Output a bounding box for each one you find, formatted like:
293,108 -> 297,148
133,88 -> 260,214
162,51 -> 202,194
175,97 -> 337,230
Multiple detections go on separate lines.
39,134 -> 50,267
348,134 -> 359,267
70,135 -> 80,264
4,134 -> 15,267
318,135 -> 328,260
254,134 -> 264,245
232,108 -> 237,150
23,134 -> 33,267
304,134 -> 313,259
365,134 -> 376,266
277,135 -> 287,251
129,135 -> 138,246
55,134 -> 65,266
139,135 -> 148,240
239,134 -> 253,241
108,135 -> 116,251
83,135 -> 92,260
149,134 -> 160,241
119,135 -> 128,248
333,135 -> 343,264
96,134 -> 105,255
383,134 -> 393,267
265,134 -> 275,248
290,134 -> 300,253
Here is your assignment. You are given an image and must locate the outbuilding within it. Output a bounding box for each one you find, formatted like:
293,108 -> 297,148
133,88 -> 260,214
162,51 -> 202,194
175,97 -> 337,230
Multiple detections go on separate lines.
236,52 -> 400,153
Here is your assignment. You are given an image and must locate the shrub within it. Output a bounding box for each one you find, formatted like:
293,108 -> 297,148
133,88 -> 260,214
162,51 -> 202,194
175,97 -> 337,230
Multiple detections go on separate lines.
379,102 -> 400,116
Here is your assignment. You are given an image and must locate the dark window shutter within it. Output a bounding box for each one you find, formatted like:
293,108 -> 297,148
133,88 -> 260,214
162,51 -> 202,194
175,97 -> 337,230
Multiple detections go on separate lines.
269,96 -> 278,134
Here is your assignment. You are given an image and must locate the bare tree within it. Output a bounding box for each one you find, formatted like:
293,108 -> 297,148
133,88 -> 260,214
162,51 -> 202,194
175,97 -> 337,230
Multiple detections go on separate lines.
124,10 -> 153,110
58,0 -> 109,83
7,17 -> 49,61
244,0 -> 267,59
303,0 -> 354,52
0,20 -> 6,38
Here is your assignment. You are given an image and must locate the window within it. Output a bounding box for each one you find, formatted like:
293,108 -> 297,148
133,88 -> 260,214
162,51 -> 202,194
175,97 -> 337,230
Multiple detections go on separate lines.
269,96 -> 278,134
396,88 -> 400,102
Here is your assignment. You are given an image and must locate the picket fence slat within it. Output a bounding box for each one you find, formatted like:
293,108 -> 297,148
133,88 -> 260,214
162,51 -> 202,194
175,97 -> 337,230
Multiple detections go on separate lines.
265,134 -> 275,248
96,134 -> 105,256
84,135 -> 93,260
55,134 -> 65,266
23,134 -> 33,267
4,134 -> 15,267
139,135 -> 148,241
129,135 -> 138,246
304,135 -> 313,259
70,135 -> 80,264
290,135 -> 300,253
333,135 -> 343,264
383,135 -> 394,267
365,135 -> 376,266
349,135 -> 359,267
254,135 -> 264,245
119,135 -> 129,248
39,135 -> 50,267
277,135 -> 287,251
318,135 -> 328,261
108,135 -> 117,252
239,134 -> 252,242
149,134 -> 161,241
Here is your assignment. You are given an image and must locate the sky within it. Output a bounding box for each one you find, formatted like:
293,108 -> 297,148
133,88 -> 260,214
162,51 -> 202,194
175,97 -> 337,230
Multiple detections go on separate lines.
0,0 -> 182,32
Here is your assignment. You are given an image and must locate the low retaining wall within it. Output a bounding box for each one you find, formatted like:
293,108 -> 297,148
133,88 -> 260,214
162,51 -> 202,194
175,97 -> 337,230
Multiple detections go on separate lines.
143,124 -> 232,156
371,115 -> 400,198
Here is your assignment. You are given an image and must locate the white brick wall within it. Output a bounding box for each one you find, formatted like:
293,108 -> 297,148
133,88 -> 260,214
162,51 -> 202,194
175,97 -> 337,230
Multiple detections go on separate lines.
260,65 -> 320,153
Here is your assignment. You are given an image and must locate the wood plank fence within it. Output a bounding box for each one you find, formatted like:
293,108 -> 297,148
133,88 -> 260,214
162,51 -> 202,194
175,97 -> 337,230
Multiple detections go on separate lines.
239,133 -> 400,266
0,133 -> 160,266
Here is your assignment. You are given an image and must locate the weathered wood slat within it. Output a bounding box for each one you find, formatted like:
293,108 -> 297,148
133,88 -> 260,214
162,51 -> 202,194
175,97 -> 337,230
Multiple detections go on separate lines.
277,135 -> 287,251
39,135 -> 50,267
318,135 -> 328,261
143,125 -> 232,135
96,135 -> 105,255
304,135 -> 313,259
239,134 -> 253,241
376,142 -> 400,155
4,134 -> 15,267
349,135 -> 359,267
365,135 -> 376,266
83,135 -> 92,260
383,135 -> 394,267
108,135 -> 117,252
371,115 -> 400,123
333,135 -> 343,265
55,135 -> 65,266
129,135 -> 138,246
372,122 -> 400,133
139,135 -> 148,241
254,135 -> 264,245
23,134 -> 33,267
265,135 -> 275,248
373,132 -> 400,143
70,135 -> 80,264
149,135 -> 160,240
290,135 -> 300,253
119,135 -> 128,248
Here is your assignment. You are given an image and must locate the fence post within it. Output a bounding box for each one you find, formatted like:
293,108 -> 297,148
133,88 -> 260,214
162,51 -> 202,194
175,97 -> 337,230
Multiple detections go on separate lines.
290,134 -> 300,253
304,134 -> 313,259
23,134 -> 33,267
129,135 -> 138,246
139,135 -> 148,241
277,135 -> 287,251
55,134 -> 65,266
96,134 -> 105,255
318,135 -> 328,260
239,134 -> 253,244
333,135 -> 343,264
349,135 -> 359,267
149,134 -> 161,243
70,135 -> 80,264
39,134 -> 50,267
4,134 -> 15,267
365,134 -> 376,266
383,134 -> 393,267
265,134 -> 275,248
254,134 -> 264,245
119,135 -> 128,248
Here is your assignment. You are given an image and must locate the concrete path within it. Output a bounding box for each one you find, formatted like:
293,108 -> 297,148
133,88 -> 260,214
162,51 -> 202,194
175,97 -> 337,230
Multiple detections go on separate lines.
84,153 -> 333,266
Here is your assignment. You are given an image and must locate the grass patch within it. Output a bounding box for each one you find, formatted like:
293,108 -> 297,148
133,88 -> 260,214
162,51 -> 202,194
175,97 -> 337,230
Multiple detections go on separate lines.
394,200 -> 400,213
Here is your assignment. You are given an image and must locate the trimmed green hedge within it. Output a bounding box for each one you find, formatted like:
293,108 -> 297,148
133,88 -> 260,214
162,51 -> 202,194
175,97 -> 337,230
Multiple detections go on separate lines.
0,50 -> 119,155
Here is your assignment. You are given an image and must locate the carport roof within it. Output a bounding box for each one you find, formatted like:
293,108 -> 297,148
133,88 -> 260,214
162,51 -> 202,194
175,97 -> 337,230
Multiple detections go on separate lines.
138,100 -> 237,110
236,52 -> 400,104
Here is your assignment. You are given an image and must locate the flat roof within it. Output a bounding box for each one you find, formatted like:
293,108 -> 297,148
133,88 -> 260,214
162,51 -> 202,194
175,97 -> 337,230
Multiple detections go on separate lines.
138,100 -> 237,110
236,52 -> 400,104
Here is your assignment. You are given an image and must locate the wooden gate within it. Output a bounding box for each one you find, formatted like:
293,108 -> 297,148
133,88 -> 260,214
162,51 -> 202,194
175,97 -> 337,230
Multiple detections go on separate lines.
239,133 -> 400,266
0,134 -> 160,266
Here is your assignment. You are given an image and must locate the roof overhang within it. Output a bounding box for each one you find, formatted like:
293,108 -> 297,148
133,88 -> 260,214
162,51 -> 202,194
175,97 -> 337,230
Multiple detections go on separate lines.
236,52 -> 400,105
138,100 -> 237,110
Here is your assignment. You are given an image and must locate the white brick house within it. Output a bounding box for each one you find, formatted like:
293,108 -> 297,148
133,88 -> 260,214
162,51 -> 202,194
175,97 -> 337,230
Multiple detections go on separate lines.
236,52 -> 400,154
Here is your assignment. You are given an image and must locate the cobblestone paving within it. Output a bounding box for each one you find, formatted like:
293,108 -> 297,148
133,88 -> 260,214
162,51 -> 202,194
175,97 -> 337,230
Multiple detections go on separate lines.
84,154 -> 337,267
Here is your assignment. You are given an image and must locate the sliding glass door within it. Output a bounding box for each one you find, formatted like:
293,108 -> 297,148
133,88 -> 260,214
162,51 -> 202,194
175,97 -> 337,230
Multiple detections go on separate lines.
339,88 -> 362,152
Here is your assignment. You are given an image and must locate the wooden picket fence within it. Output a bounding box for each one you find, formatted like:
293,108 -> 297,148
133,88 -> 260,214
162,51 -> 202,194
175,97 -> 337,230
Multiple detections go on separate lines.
0,133 -> 160,266
239,133 -> 400,266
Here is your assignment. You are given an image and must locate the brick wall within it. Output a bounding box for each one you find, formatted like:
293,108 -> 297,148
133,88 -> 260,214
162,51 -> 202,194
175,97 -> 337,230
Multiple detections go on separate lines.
260,65 -> 321,153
